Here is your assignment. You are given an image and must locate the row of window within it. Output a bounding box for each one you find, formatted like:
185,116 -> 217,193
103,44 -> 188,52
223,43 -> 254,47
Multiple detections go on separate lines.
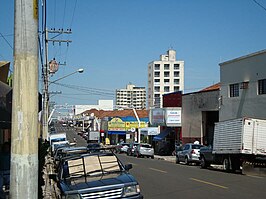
153,71 -> 180,78
229,79 -> 266,97
154,78 -> 180,84
154,64 -> 180,70
154,86 -> 180,92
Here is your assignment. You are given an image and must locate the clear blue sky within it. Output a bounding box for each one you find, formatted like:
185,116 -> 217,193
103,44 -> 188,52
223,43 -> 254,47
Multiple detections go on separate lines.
1,0 -> 266,106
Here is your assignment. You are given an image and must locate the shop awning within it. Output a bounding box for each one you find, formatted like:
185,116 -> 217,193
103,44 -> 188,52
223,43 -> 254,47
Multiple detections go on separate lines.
108,131 -> 126,135
153,129 -> 171,141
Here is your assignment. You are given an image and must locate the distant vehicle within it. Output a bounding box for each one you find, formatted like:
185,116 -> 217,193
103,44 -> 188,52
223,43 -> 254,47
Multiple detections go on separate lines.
127,143 -> 140,156
176,143 -> 204,165
87,143 -> 101,152
134,143 -> 154,159
49,133 -> 69,153
115,143 -> 130,153
50,152 -> 143,198
62,123 -> 67,127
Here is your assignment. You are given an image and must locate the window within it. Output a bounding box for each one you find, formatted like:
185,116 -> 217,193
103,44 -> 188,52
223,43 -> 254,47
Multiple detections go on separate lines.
229,83 -> 239,97
164,86 -> 170,92
174,64 -> 180,70
174,79 -> 180,84
258,79 -> 266,95
174,86 -> 179,91
164,79 -> 170,83
174,71 -> 179,77
155,79 -> 160,83
154,86 -> 160,92
155,64 -> 160,70
164,71 -> 170,77
154,71 -> 160,77
164,64 -> 170,70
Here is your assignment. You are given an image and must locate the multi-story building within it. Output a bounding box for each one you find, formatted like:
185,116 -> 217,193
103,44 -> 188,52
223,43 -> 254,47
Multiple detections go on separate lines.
148,49 -> 184,108
219,49 -> 266,121
116,84 -> 146,109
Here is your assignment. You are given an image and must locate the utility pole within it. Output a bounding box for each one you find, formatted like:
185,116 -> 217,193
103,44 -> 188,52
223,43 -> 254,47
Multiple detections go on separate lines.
42,1 -> 72,140
10,0 -> 39,198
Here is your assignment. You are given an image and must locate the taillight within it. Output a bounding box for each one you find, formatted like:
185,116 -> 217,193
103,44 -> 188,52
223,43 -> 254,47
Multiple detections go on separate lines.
191,149 -> 195,154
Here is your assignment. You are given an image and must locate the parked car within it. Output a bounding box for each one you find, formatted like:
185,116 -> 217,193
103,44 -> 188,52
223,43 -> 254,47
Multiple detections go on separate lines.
87,143 -> 101,152
116,143 -> 130,153
134,143 -> 154,159
175,143 -> 205,165
50,152 -> 143,198
127,143 -> 140,156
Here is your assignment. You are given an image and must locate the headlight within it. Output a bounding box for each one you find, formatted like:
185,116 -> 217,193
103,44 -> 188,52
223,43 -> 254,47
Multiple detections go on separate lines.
122,185 -> 140,197
62,194 -> 81,199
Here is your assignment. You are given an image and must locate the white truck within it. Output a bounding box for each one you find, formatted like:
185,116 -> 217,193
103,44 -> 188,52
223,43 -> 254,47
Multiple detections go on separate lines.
49,133 -> 69,153
200,118 -> 266,173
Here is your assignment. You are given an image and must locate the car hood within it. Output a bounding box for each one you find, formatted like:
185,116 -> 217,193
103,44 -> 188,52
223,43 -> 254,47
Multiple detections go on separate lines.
60,172 -> 136,193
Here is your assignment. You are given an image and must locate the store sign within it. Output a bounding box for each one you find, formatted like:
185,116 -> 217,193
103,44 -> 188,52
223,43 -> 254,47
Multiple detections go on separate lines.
165,109 -> 181,127
125,121 -> 147,131
150,108 -> 165,125
108,118 -> 125,131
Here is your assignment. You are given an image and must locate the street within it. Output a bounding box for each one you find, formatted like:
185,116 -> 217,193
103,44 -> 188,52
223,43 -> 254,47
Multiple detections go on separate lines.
54,124 -> 266,199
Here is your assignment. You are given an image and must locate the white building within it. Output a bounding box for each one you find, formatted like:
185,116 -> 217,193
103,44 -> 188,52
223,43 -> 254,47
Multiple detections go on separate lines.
116,84 -> 146,109
74,100 -> 113,115
148,49 -> 184,108
219,49 -> 266,121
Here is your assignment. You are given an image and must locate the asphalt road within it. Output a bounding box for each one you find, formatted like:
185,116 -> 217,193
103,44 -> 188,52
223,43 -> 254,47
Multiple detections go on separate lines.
118,153 -> 266,199
53,124 -> 266,199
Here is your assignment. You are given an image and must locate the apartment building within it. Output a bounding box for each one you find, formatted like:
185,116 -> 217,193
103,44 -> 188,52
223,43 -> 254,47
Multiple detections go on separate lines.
116,84 -> 146,109
148,49 -> 184,108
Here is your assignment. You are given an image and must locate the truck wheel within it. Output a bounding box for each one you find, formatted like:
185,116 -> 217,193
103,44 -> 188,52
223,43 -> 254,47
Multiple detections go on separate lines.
200,156 -> 209,169
223,158 -> 230,172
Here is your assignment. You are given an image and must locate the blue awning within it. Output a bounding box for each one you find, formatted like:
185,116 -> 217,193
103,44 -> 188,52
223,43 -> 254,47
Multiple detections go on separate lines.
153,129 -> 171,141
108,131 -> 126,135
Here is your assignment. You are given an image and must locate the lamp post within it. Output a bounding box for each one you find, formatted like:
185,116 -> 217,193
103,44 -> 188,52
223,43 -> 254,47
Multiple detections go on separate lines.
42,68 -> 84,140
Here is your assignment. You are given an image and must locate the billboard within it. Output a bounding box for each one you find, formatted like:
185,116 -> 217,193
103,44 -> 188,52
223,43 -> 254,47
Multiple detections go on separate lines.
165,108 -> 182,127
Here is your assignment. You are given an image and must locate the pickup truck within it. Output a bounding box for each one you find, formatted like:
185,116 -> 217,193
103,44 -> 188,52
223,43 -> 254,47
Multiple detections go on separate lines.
51,151 -> 143,198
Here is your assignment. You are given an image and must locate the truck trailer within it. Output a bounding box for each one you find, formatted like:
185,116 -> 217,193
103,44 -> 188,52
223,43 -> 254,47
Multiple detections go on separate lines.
200,118 -> 266,173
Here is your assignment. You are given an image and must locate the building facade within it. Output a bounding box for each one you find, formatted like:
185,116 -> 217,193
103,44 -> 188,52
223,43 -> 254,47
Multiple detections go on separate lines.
219,50 -> 266,121
148,49 -> 184,108
116,84 -> 146,110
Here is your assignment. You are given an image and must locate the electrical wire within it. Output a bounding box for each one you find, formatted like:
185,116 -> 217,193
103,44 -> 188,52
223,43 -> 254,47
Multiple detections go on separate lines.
0,32 -> 13,49
252,0 -> 266,12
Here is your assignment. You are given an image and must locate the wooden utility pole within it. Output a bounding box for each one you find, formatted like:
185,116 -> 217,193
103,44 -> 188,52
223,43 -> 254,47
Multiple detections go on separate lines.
10,0 -> 39,198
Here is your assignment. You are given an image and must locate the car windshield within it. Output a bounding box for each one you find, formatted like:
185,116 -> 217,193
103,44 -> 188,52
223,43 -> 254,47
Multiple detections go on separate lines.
141,144 -> 152,148
62,154 -> 121,179
192,145 -> 204,149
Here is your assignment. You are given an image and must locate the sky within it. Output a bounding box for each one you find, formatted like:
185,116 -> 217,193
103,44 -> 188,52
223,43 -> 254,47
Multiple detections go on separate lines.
1,0 -> 266,106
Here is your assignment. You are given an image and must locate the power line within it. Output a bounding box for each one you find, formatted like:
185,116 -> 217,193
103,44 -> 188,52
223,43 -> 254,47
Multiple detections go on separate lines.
0,32 -> 13,49
253,0 -> 266,12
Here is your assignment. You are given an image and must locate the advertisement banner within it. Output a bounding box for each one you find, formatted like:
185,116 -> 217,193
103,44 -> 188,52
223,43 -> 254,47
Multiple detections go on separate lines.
108,118 -> 125,131
150,108 -> 165,125
165,108 -> 182,127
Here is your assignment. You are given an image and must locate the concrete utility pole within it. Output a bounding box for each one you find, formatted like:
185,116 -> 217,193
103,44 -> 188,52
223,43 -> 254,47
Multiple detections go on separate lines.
10,0 -> 39,198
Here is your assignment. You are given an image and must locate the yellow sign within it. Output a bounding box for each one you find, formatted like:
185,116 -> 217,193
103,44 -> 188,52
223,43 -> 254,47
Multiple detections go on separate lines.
125,121 -> 148,131
108,118 -> 125,131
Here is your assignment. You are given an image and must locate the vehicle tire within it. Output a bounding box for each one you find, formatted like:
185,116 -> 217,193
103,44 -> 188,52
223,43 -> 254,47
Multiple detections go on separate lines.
223,157 -> 230,172
185,156 -> 189,165
176,156 -> 180,164
151,156 -> 154,159
200,156 -> 209,169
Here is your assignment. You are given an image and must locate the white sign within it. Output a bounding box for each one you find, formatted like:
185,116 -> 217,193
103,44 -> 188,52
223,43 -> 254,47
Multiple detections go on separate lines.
166,110 -> 181,125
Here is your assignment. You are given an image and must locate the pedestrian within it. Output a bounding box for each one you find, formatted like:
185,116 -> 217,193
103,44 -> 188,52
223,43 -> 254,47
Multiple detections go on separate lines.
0,142 -> 11,198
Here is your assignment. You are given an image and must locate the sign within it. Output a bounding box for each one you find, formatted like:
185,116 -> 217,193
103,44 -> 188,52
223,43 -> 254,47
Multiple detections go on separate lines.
108,118 -> 125,131
49,60 -> 59,74
165,108 -> 182,127
150,108 -> 165,125
125,121 -> 148,131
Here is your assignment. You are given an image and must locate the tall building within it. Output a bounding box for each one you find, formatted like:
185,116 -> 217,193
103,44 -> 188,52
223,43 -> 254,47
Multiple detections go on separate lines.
116,84 -> 146,109
148,49 -> 184,108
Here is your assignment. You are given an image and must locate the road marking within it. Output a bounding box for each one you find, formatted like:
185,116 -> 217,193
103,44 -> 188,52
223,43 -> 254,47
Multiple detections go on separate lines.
246,175 -> 264,179
190,178 -> 228,189
149,168 -> 167,173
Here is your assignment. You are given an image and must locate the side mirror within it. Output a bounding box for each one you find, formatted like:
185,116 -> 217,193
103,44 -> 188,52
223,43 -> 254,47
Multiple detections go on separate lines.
124,164 -> 133,171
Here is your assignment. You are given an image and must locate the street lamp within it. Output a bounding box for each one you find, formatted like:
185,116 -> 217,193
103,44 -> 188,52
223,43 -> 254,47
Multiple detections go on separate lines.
49,68 -> 84,85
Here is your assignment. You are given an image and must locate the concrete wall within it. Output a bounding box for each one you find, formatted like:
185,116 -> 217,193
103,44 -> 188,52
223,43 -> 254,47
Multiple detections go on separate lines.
182,90 -> 219,144
219,50 -> 266,121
